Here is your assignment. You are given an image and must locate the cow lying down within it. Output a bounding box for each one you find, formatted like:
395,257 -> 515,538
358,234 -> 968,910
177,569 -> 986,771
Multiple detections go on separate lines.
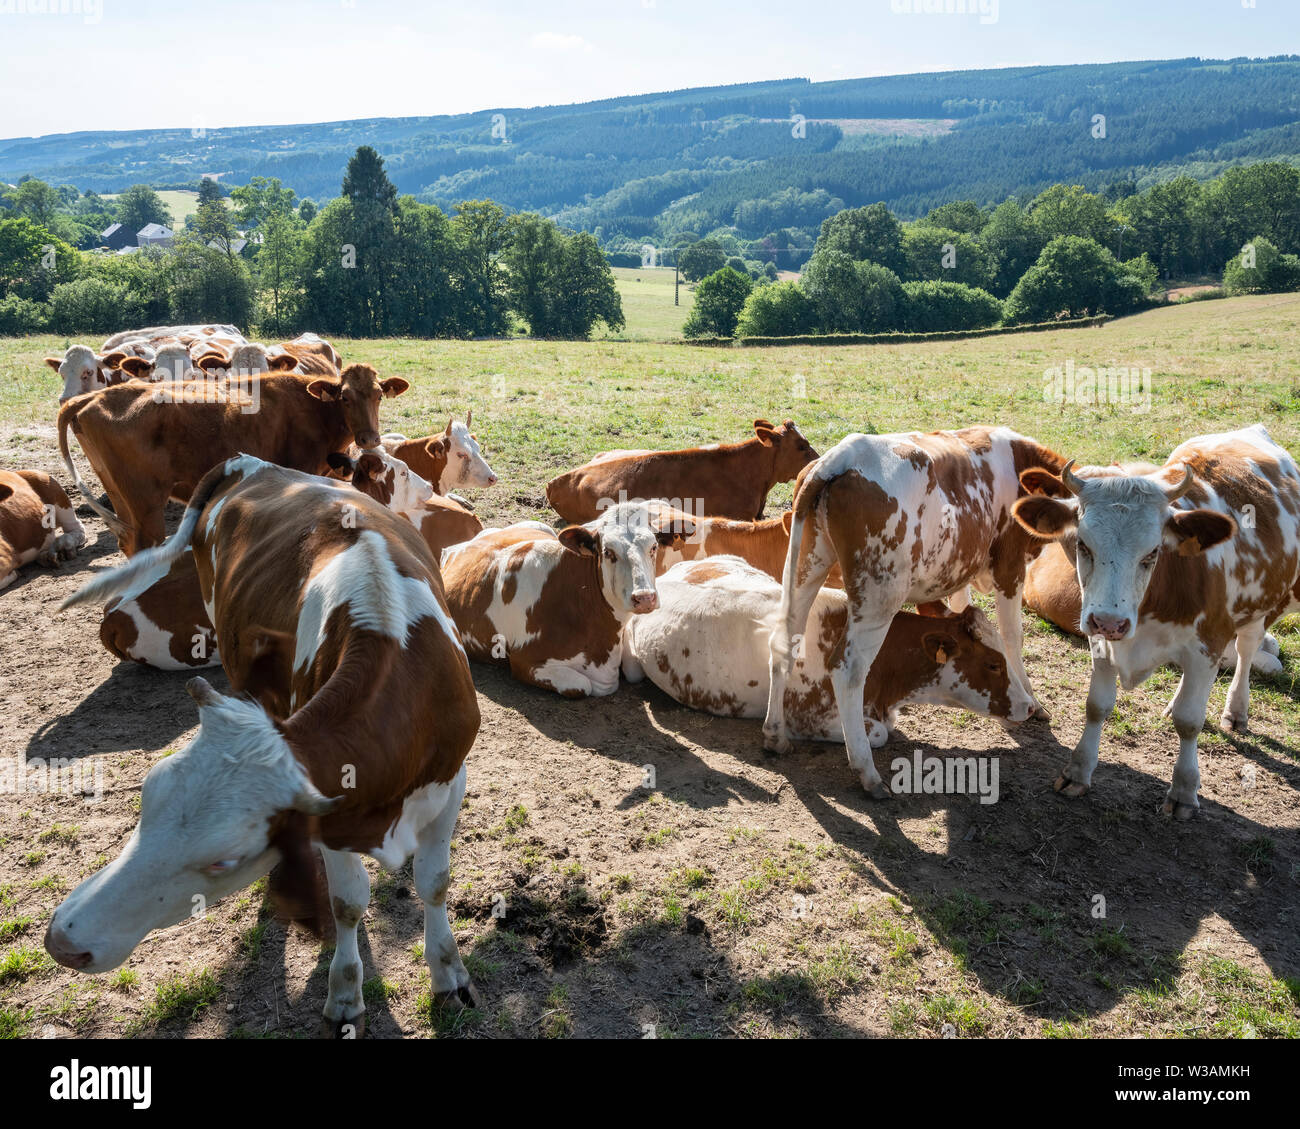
0,470 -> 86,591
442,504 -> 692,698
622,557 -> 1035,781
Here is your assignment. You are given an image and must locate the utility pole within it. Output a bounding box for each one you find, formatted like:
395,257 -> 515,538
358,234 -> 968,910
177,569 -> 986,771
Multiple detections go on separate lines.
674,258 -> 680,306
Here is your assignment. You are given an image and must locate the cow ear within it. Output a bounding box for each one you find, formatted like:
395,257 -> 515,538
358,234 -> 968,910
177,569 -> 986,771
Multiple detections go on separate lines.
1020,467 -> 1070,497
99,351 -> 128,370
915,601 -> 955,618
356,452 -> 385,480
195,352 -> 226,373
0,483 -> 14,504
186,676 -> 225,708
558,525 -> 599,557
1012,495 -> 1077,539
753,419 -> 777,445
119,356 -> 152,380
267,353 -> 298,371
921,631 -> 956,665
426,436 -> 449,459
326,452 -> 354,474
654,518 -> 695,547
380,377 -> 409,399
44,357 -> 63,373
1165,509 -> 1235,557
306,379 -> 341,401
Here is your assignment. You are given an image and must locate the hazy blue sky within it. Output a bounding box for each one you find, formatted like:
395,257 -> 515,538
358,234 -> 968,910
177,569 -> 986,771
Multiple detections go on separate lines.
0,0 -> 1296,137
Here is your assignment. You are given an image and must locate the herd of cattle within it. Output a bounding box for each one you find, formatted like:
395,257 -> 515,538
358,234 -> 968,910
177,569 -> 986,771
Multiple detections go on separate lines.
1,321 -> 1295,1035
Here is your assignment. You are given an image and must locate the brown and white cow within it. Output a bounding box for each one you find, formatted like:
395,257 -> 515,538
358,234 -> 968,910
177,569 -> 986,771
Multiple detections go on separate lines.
53,456 -> 482,1033
0,470 -> 85,590
624,556 -> 1033,752
1011,425 -> 1300,818
545,419 -> 819,524
1024,538 -> 1282,675
382,413 -> 498,497
763,426 -> 1067,796
99,447 -> 436,671
47,325 -> 251,401
196,336 -> 341,380
58,362 -> 408,555
442,504 -> 693,697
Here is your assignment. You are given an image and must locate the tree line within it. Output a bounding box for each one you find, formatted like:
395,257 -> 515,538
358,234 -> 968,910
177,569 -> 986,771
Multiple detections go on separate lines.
0,148 -> 624,340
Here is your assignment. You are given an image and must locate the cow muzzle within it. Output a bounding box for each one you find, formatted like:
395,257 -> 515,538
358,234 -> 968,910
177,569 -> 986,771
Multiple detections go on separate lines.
629,589 -> 658,613
1085,612 -> 1132,641
44,919 -> 95,971
354,431 -> 382,450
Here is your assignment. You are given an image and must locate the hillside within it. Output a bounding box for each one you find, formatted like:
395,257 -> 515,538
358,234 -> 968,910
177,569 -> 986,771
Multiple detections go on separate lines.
3,56 -> 1299,257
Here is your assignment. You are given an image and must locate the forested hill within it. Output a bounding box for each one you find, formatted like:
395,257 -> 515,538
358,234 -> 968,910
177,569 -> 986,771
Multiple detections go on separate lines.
3,56 -> 1299,252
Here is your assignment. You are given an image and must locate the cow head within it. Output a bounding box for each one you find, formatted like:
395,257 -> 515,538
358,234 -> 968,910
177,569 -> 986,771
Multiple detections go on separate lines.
327,446 -> 434,513
44,678 -> 339,974
557,502 -> 695,616
914,606 -> 1036,726
1012,462 -> 1235,641
755,419 -> 819,483
47,346 -> 133,402
438,413 -> 497,489
306,363 -> 407,450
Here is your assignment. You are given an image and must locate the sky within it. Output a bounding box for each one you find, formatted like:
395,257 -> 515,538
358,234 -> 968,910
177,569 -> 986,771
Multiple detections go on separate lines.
0,0 -> 1296,138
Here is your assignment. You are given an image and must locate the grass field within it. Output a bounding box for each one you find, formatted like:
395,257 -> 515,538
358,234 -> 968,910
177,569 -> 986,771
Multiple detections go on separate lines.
1,294 -> 1298,1039
605,265 -> 693,340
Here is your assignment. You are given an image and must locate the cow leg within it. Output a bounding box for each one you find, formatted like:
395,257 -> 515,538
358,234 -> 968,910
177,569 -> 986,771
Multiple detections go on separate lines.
319,847 -> 370,1038
763,525 -> 835,754
1221,620 -> 1266,733
1056,652 -> 1117,798
947,586 -> 971,612
993,582 -> 1049,719
1164,653 -> 1219,819
830,617 -> 894,797
414,764 -> 479,1011
53,501 -> 86,559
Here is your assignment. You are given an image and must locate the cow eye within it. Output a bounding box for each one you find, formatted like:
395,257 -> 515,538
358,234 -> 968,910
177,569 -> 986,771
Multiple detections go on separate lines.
604,549 -> 617,563
1140,550 -> 1159,568
201,859 -> 240,876
1077,543 -> 1093,560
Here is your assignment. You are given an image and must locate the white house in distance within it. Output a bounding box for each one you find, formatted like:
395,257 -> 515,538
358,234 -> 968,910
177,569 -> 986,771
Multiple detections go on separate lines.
136,223 -> 174,249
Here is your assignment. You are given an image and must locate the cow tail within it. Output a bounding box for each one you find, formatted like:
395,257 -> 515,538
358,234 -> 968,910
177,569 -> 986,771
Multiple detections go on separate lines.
57,397 -> 128,540
60,459 -> 231,611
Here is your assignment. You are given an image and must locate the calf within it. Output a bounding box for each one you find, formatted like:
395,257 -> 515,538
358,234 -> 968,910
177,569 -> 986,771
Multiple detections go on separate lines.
197,336 -> 341,379
58,362 -> 408,555
763,426 -> 1067,796
0,470 -> 85,590
624,557 -> 1033,755
442,503 -> 692,697
545,419 -> 818,524
53,456 -> 481,1034
382,413 -> 498,496
1011,424 -> 1300,818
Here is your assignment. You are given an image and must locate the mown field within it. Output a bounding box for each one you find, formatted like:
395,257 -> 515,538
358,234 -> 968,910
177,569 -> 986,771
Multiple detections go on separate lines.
1,293 -> 1298,1039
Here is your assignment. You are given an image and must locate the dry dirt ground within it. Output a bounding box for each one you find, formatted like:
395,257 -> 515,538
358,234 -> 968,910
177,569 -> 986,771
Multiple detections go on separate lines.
1,431 -> 1297,1040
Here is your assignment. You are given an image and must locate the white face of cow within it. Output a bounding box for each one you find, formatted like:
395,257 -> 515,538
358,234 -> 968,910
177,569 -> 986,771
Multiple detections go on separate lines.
44,682 -> 337,974
558,502 -> 692,616
49,345 -> 110,402
925,607 -> 1036,726
1013,463 -> 1236,642
445,417 -> 497,489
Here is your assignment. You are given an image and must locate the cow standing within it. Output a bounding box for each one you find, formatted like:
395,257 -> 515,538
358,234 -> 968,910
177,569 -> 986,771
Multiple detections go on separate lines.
58,362 -> 408,555
52,456 -> 481,1034
1011,424 -> 1300,818
763,426 -> 1067,796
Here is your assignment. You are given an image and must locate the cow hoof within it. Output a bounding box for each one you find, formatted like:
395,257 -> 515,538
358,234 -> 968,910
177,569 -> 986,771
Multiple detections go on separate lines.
1160,799 -> 1197,821
762,732 -> 791,756
864,781 -> 891,801
1053,774 -> 1089,798
318,1014 -> 366,1039
433,983 -> 481,1012
1031,703 -> 1052,721
1219,714 -> 1247,734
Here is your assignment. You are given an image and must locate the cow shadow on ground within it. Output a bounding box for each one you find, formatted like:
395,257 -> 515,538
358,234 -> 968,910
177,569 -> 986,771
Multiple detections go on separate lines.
471,662 -> 779,810
488,659 -> 1299,1025
25,661 -> 221,762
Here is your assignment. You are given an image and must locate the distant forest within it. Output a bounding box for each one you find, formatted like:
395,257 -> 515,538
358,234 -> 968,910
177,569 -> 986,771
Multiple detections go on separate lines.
4,56 -> 1300,264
